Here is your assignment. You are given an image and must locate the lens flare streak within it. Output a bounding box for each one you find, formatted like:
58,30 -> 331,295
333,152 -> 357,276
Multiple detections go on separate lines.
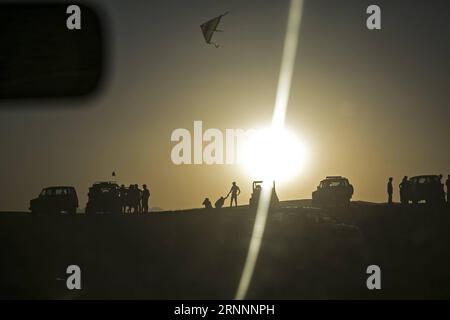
235,0 -> 304,300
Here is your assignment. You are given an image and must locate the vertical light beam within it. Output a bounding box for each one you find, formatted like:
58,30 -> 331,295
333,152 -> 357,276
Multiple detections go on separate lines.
235,0 -> 304,300
272,0 -> 303,130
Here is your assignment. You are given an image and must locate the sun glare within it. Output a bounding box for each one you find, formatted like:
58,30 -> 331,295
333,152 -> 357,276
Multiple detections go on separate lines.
236,0 -> 304,301
241,126 -> 307,183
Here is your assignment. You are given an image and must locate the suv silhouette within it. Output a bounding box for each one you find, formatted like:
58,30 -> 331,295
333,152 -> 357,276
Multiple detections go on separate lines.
312,176 -> 354,207
29,186 -> 78,214
407,175 -> 445,204
85,182 -> 121,214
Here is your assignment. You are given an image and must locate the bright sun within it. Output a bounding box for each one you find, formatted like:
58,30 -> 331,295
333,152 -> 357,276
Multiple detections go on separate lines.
240,126 -> 307,183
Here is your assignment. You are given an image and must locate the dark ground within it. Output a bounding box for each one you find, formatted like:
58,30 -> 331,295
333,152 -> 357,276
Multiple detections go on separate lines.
1,202 -> 450,299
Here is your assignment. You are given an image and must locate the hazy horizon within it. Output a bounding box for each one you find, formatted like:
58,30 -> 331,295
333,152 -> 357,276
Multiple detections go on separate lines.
0,0 -> 449,211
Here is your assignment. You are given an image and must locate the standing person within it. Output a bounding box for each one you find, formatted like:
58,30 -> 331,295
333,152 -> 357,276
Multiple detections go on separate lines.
446,175 -> 450,203
130,184 -> 138,213
399,176 -> 409,205
227,181 -> 241,207
127,184 -> 134,213
387,177 -> 393,205
119,184 -> 127,214
142,184 -> 150,213
134,184 -> 141,213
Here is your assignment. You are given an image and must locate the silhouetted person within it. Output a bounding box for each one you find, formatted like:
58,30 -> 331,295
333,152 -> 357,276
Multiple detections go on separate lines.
387,177 -> 393,204
227,181 -> 241,207
142,184 -> 150,213
446,175 -> 450,203
215,196 -> 225,209
399,176 -> 409,205
119,184 -> 127,213
202,198 -> 213,209
128,184 -> 134,213
127,184 -> 134,213
134,184 -> 141,213
130,184 -> 139,213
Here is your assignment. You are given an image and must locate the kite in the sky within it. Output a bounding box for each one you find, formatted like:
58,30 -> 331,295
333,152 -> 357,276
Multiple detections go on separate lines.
200,11 -> 229,48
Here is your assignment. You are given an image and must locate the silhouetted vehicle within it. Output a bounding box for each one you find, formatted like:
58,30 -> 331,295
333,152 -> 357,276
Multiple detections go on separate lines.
249,181 -> 280,209
85,182 -> 121,214
29,186 -> 78,214
312,176 -> 354,207
407,175 -> 445,204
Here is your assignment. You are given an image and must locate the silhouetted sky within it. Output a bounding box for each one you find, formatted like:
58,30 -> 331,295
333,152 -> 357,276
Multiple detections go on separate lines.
0,0 -> 449,210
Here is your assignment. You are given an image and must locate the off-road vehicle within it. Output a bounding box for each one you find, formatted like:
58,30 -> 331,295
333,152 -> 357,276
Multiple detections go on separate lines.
29,186 -> 78,214
312,176 -> 354,207
407,175 -> 445,204
85,182 -> 121,214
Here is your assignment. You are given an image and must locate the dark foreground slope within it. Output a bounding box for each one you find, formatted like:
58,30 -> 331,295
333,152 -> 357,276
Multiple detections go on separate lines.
0,203 -> 449,299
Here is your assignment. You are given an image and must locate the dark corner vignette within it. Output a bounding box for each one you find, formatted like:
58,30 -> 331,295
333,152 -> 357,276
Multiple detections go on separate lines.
0,2 -> 108,106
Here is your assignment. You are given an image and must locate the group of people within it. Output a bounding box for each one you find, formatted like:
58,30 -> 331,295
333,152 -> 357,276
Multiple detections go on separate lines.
119,184 -> 150,213
203,181 -> 241,209
387,175 -> 450,204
